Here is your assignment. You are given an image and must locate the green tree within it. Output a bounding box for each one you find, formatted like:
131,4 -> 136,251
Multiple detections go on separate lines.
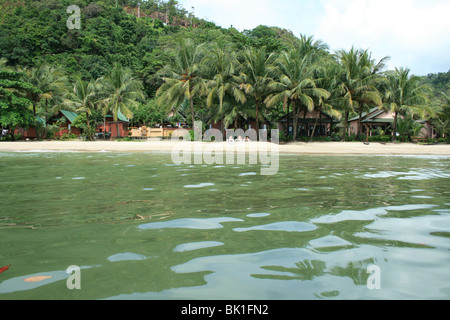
0,68 -> 41,140
99,63 -> 145,137
237,46 -> 275,139
266,49 -> 329,140
395,115 -> 425,142
428,93 -> 449,139
20,62 -> 68,123
382,67 -> 432,142
62,76 -> 101,141
336,48 -> 388,139
130,99 -> 166,127
156,38 -> 206,126
309,59 -> 342,140
203,41 -> 246,132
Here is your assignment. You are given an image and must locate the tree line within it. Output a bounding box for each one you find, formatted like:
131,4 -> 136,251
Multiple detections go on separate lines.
0,0 -> 449,142
156,36 -> 449,142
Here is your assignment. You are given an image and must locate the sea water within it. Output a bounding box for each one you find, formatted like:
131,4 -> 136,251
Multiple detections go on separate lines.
0,152 -> 449,299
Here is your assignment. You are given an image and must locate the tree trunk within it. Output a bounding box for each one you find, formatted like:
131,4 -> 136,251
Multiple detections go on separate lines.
45,99 -> 48,127
286,101 -> 290,138
86,112 -> 92,141
302,107 -> 307,136
221,116 -> 225,141
392,111 -> 398,142
309,112 -> 320,142
319,110 -> 322,136
357,108 -> 363,139
343,111 -> 349,141
256,100 -> 260,140
292,101 -> 297,141
190,98 -> 195,129
9,126 -> 15,141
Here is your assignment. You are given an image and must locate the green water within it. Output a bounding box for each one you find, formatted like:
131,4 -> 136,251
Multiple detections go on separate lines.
0,151 -> 449,300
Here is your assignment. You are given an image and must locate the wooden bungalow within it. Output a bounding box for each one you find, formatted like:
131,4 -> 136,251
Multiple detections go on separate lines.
208,117 -> 272,141
278,110 -> 339,137
47,110 -> 82,137
13,111 -> 80,140
347,107 -> 395,137
419,120 -> 437,139
13,116 -> 44,139
97,112 -> 130,138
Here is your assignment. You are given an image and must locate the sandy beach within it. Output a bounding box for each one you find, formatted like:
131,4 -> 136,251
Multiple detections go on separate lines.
0,140 -> 449,156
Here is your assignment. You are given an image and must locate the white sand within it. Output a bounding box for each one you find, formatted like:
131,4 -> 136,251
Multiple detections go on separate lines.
0,140 -> 449,155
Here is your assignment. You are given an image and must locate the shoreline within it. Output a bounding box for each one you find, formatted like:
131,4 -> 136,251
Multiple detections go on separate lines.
1,140 -> 450,156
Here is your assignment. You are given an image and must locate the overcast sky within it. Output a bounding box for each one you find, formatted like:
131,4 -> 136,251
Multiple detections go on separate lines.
178,0 -> 450,76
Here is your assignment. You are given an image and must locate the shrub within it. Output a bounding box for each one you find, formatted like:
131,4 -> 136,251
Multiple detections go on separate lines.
368,135 -> 391,142
59,133 -> 79,141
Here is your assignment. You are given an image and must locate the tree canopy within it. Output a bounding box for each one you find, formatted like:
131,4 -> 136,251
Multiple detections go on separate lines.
0,0 -> 448,142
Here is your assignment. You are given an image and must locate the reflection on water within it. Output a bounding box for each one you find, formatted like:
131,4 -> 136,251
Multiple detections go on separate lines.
0,152 -> 449,299
138,217 -> 243,230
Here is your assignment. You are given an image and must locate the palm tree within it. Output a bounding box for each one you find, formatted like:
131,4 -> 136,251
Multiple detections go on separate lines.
156,38 -> 206,127
336,48 -> 388,139
309,59 -> 342,140
433,92 -> 450,139
62,77 -> 101,141
21,62 -> 68,122
203,41 -> 246,133
381,67 -> 432,142
266,49 -> 330,140
218,100 -> 257,130
99,63 -> 145,137
237,46 -> 275,139
293,34 -> 330,63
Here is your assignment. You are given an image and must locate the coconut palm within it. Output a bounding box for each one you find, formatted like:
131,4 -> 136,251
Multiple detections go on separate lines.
266,49 -> 330,140
309,59 -> 342,140
62,76 -> 101,141
432,92 -> 450,138
336,48 -> 389,138
156,38 -> 206,127
236,46 -> 275,139
203,41 -> 246,134
99,63 -> 145,137
381,67 -> 432,142
21,62 -> 68,122
292,34 -> 330,63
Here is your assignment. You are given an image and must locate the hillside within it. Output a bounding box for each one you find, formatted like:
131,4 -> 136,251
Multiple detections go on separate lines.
0,0 -> 297,98
1,0 -> 448,143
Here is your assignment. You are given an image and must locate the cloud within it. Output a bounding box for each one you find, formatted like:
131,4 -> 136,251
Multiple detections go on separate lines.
178,0 -> 450,75
314,0 -> 450,74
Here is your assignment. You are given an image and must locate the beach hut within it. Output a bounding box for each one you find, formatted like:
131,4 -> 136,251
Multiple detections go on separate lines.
347,107 -> 395,137
13,116 -> 45,139
47,110 -> 82,137
278,110 -> 339,137
98,112 -> 130,138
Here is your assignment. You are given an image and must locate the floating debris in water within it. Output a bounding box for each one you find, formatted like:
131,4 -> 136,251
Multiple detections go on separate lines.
24,276 -> 52,282
0,265 -> 11,274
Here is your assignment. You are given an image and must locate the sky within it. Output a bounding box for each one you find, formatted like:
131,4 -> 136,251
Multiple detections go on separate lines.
177,0 -> 450,76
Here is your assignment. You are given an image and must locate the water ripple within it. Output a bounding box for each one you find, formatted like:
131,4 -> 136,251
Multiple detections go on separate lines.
311,204 -> 437,224
233,221 -> 317,233
138,217 -> 243,230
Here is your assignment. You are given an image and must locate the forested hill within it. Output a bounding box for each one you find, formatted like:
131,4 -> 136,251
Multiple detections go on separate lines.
1,0 -> 448,98
0,0 -> 300,98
